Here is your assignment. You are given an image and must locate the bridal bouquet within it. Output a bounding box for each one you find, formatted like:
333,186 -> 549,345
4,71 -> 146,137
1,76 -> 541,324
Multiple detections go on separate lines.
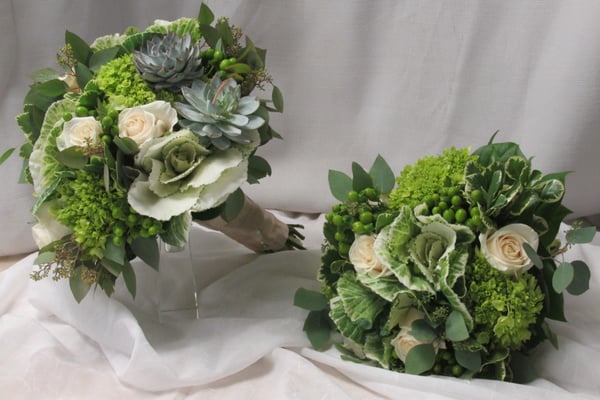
296,136 -> 595,382
10,4 -> 302,301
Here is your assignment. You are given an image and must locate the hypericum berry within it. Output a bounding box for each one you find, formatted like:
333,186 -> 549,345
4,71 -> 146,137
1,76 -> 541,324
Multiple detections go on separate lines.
63,112 -> 73,121
101,135 -> 112,144
363,188 -> 378,200
325,213 -> 334,223
338,242 -> 350,255
451,195 -> 463,207
455,208 -> 468,223
347,190 -> 359,202
112,235 -> 124,246
438,201 -> 449,211
359,211 -> 374,224
332,215 -> 343,226
147,225 -> 160,236
431,206 -> 441,215
470,189 -> 483,203
443,209 -> 455,223
75,106 -> 88,117
101,116 -> 113,128
219,59 -> 231,70
334,231 -> 346,242
213,50 -> 223,61
352,221 -> 365,234
470,206 -> 481,218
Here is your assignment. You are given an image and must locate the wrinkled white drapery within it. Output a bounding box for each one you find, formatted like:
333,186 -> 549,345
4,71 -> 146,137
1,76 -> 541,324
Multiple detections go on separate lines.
1,220 -> 599,399
1,1 -> 600,398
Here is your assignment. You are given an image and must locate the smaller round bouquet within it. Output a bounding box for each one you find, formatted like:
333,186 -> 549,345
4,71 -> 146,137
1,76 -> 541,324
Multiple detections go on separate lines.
10,4 -> 302,302
296,135 -> 595,382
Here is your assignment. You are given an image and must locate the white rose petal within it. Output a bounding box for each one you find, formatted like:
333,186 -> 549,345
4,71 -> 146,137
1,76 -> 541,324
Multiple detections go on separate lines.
31,203 -> 71,248
479,223 -> 539,274
118,101 -> 178,146
56,117 -> 102,151
349,235 -> 393,278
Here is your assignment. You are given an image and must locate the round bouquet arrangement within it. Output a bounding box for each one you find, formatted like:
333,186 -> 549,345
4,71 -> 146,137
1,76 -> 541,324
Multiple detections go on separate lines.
9,4 -> 302,302
295,136 -> 595,381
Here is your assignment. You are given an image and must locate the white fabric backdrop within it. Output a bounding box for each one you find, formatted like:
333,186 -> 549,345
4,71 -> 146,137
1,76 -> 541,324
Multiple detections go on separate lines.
2,0 -> 600,255
1,219 -> 599,399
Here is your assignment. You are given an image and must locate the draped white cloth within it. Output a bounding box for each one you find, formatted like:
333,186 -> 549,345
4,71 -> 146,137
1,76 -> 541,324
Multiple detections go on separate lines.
0,219 -> 599,399
1,0 -> 600,398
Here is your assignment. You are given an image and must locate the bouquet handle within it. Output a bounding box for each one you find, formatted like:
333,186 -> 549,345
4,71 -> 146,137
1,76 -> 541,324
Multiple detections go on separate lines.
195,195 -> 305,253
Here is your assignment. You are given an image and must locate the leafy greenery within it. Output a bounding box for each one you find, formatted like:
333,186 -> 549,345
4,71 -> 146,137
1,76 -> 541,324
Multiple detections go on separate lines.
297,142 -> 595,382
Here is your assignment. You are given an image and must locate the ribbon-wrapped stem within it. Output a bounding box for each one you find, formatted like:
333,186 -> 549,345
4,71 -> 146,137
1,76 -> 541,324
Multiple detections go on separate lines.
196,195 -> 305,253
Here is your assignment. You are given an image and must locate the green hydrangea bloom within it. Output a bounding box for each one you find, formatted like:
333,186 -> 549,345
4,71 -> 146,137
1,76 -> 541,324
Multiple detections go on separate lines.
389,147 -> 476,209
95,55 -> 176,108
53,171 -> 130,259
465,249 -> 544,350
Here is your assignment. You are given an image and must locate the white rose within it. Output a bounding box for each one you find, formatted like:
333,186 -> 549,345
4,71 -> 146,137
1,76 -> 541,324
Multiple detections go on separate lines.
391,308 -> 442,363
31,203 -> 71,249
349,235 -> 393,278
56,117 -> 102,151
479,223 -> 539,274
118,101 -> 178,146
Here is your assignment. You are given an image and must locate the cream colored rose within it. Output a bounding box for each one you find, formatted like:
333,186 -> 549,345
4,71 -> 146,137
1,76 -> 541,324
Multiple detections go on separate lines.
349,235 -> 392,278
56,117 -> 102,151
118,101 -> 178,146
479,223 -> 539,274
391,308 -> 442,363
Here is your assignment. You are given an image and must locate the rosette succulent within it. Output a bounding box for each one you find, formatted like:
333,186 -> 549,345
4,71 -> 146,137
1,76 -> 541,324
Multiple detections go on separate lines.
175,77 -> 265,150
133,32 -> 204,92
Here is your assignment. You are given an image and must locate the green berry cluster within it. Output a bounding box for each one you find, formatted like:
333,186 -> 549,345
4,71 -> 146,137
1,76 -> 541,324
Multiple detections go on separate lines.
421,186 -> 483,231
324,187 -> 387,256
432,349 -> 464,377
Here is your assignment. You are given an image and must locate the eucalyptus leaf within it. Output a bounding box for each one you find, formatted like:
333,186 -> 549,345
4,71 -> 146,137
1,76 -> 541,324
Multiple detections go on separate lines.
0,148 -> 15,165
522,242 -> 543,269
215,19 -> 234,47
33,251 -> 56,265
55,147 -> 89,169
75,62 -> 94,88
131,237 -> 160,270
303,310 -> 332,350
65,30 -> 92,65
89,47 -> 120,72
198,24 -> 220,48
35,79 -> 68,97
121,260 -> 137,299
101,258 -> 123,277
455,349 -> 481,371
369,155 -> 395,194
445,310 -> 470,341
510,352 -> 538,384
541,259 -> 566,321
328,169 -> 352,202
352,162 -> 373,192
104,240 -> 125,265
405,343 -> 436,375
198,2 -> 215,25
294,288 -> 329,311
69,267 -> 91,303
566,226 -> 596,245
30,68 -> 59,83
222,188 -> 245,222
247,155 -> 271,184
411,319 -> 437,341
552,262 -> 574,293
272,86 -> 284,113
566,260 -> 591,295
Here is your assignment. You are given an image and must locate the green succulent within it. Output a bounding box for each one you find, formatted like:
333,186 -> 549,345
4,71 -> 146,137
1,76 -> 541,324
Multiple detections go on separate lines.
133,32 -> 204,92
174,76 -> 265,150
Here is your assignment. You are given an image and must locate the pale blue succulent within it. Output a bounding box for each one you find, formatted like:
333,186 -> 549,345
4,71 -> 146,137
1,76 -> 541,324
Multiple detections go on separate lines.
174,77 -> 265,150
133,33 -> 204,92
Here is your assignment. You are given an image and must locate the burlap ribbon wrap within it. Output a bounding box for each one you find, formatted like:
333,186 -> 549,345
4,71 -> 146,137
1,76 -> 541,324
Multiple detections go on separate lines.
197,195 -> 290,253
